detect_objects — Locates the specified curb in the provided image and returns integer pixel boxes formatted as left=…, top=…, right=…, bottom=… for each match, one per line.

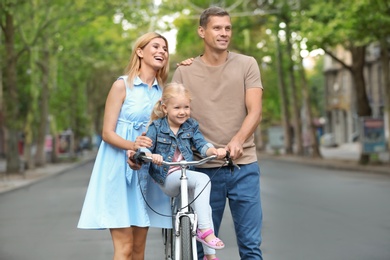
left=0, top=154, right=96, bottom=195
left=259, top=152, right=390, bottom=175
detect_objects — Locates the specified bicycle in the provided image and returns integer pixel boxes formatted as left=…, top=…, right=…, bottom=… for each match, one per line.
left=134, top=150, right=236, bottom=260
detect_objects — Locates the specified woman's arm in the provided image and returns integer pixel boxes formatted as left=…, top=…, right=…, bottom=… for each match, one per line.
left=101, top=79, right=143, bottom=150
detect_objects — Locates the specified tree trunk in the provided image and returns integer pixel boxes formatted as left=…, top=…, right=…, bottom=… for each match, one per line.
left=24, top=142, right=33, bottom=170
left=4, top=12, right=21, bottom=173
left=35, top=46, right=50, bottom=167
left=285, top=21, right=303, bottom=155
left=255, top=127, right=264, bottom=151
left=350, top=46, right=372, bottom=118
left=379, top=39, right=390, bottom=157
left=299, top=57, right=322, bottom=158
left=0, top=29, right=5, bottom=158
left=349, top=46, right=372, bottom=164
left=24, top=46, right=39, bottom=171
left=275, top=20, right=293, bottom=154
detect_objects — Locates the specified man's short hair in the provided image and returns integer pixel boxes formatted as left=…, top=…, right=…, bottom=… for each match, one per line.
left=199, top=6, right=230, bottom=27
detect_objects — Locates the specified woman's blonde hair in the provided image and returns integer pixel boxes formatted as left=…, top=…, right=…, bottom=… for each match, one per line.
left=124, top=32, right=169, bottom=87
left=150, top=83, right=192, bottom=121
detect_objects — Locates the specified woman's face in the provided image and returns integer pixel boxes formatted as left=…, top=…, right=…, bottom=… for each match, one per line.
left=137, top=38, right=168, bottom=71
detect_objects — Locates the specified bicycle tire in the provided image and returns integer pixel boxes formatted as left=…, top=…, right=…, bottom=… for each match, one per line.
left=180, top=216, right=193, bottom=260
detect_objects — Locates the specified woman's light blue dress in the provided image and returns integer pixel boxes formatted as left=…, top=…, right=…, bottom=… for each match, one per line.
left=78, top=76, right=171, bottom=229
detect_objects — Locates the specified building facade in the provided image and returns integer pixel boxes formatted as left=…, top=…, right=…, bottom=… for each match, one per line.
left=323, top=43, right=387, bottom=145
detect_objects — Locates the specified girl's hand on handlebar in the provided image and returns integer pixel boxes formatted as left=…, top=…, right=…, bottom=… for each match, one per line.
left=215, top=148, right=227, bottom=159
left=207, top=147, right=227, bottom=159
left=150, top=153, right=163, bottom=166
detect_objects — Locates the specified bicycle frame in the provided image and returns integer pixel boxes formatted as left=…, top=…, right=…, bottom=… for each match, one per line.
left=134, top=152, right=218, bottom=260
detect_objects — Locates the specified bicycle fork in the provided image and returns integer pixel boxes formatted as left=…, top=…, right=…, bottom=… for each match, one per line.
left=174, top=167, right=198, bottom=260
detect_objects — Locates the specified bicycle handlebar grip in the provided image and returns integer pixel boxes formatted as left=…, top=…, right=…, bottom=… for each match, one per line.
left=133, top=150, right=147, bottom=164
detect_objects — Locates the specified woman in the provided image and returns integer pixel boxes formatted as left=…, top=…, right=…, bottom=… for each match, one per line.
left=78, top=32, right=170, bottom=260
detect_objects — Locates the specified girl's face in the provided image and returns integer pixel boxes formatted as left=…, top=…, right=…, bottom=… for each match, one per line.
left=137, top=38, right=168, bottom=71
left=163, top=94, right=191, bottom=129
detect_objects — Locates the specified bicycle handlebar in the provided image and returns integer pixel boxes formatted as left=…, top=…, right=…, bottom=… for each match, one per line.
left=133, top=151, right=217, bottom=167
left=132, top=150, right=239, bottom=170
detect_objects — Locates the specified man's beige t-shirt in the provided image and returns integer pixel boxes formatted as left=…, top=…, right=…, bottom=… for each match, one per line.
left=172, top=52, right=263, bottom=167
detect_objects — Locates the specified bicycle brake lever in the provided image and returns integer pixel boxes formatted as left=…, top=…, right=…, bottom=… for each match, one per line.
left=225, top=151, right=240, bottom=172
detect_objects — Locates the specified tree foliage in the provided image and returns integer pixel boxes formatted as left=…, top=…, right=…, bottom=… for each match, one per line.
left=0, top=0, right=165, bottom=172
left=2, top=0, right=388, bottom=171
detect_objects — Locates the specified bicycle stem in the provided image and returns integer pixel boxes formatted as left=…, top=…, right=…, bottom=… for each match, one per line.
left=179, top=166, right=190, bottom=212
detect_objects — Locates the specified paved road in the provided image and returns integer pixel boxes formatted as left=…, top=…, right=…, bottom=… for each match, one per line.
left=0, top=159, right=389, bottom=260
left=260, top=159, right=390, bottom=260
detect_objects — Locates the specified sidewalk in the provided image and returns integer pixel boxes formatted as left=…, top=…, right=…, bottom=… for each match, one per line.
left=261, top=142, right=390, bottom=175
left=0, top=151, right=97, bottom=194
left=1, top=144, right=389, bottom=195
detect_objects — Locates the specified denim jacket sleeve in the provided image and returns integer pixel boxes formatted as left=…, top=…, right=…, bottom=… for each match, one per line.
left=189, top=119, right=214, bottom=157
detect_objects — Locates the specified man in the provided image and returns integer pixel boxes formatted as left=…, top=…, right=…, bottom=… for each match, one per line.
left=172, top=6, right=264, bottom=260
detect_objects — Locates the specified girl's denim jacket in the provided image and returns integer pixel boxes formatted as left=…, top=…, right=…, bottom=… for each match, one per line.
left=141, top=117, right=213, bottom=185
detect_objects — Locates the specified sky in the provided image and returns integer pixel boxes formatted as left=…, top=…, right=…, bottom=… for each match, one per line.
left=154, top=0, right=177, bottom=53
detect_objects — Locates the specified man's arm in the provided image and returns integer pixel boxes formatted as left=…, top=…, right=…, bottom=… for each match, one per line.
left=225, top=87, right=263, bottom=159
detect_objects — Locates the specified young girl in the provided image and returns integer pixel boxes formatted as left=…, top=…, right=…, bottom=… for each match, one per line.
left=141, top=83, right=225, bottom=259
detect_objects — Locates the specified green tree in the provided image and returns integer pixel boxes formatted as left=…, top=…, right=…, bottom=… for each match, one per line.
left=0, top=0, right=158, bottom=172
left=1, top=0, right=27, bottom=172
left=300, top=0, right=390, bottom=163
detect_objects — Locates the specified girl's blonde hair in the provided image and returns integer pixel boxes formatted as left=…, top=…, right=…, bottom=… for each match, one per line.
left=124, top=32, right=169, bottom=87
left=150, top=83, right=192, bottom=121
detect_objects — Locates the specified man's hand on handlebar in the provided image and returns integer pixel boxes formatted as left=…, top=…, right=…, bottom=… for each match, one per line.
left=225, top=139, right=243, bottom=160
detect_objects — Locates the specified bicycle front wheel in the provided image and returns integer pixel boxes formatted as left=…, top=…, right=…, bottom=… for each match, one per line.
left=180, top=216, right=193, bottom=260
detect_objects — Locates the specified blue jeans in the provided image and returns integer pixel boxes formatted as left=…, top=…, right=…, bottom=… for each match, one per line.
left=196, top=162, right=263, bottom=260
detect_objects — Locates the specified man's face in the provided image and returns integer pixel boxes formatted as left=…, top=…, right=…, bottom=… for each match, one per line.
left=199, top=15, right=232, bottom=52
